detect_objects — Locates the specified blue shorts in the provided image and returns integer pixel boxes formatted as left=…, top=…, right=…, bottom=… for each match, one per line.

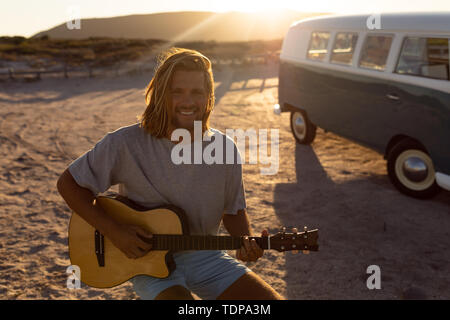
left=130, top=250, right=251, bottom=300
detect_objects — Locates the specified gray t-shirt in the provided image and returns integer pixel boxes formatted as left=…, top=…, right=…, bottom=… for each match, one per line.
left=68, top=123, right=246, bottom=236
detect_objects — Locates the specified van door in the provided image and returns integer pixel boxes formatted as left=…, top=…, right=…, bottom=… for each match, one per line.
left=326, top=33, right=395, bottom=150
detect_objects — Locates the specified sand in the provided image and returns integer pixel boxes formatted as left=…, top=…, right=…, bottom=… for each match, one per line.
left=0, top=62, right=449, bottom=299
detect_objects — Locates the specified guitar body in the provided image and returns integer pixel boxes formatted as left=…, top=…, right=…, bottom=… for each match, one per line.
left=68, top=196, right=187, bottom=288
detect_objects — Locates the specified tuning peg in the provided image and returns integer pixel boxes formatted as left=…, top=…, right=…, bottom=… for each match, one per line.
left=292, top=250, right=299, bottom=254
left=303, top=226, right=309, bottom=239
left=280, top=227, right=286, bottom=239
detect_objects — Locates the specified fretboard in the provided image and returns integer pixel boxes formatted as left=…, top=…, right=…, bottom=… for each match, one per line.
left=147, top=235, right=267, bottom=251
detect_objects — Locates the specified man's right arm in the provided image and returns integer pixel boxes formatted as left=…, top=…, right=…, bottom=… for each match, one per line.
left=56, top=169, right=152, bottom=259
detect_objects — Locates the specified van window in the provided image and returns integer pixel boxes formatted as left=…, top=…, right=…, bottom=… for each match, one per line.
left=331, top=32, right=358, bottom=65
left=395, top=37, right=449, bottom=80
left=359, top=35, right=393, bottom=71
left=307, top=32, right=330, bottom=61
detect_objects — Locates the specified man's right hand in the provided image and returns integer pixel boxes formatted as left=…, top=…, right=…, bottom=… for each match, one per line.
left=56, top=169, right=153, bottom=260
left=109, top=224, right=153, bottom=259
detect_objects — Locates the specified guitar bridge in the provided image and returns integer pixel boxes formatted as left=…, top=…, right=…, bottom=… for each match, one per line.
left=95, top=230, right=105, bottom=267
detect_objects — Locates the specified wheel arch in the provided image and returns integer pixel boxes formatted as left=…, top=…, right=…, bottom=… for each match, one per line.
left=384, top=135, right=429, bottom=159
left=283, top=102, right=302, bottom=113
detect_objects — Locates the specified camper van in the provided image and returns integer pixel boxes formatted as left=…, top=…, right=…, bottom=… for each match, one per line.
left=275, top=12, right=450, bottom=199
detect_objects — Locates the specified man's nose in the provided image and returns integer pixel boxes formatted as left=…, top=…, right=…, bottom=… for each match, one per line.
left=179, top=93, right=196, bottom=106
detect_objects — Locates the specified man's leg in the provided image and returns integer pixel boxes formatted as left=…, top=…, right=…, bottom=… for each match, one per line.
left=154, top=285, right=196, bottom=300
left=216, top=272, right=284, bottom=300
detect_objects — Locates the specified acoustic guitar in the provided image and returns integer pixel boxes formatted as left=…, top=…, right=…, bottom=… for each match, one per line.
left=68, top=195, right=319, bottom=288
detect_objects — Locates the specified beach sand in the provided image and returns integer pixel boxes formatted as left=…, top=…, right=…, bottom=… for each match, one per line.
left=0, top=63, right=449, bottom=299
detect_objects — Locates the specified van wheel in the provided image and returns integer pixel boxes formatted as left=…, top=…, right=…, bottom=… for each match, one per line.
left=290, top=110, right=316, bottom=145
left=387, top=139, right=440, bottom=199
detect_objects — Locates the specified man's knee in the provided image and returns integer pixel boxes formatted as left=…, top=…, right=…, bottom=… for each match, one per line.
left=155, top=285, right=195, bottom=300
left=217, top=272, right=284, bottom=300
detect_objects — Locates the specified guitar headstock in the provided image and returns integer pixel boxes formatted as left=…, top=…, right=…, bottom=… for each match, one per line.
left=269, top=227, right=319, bottom=253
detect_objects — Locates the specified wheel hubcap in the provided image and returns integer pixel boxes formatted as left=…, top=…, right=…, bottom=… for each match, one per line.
left=395, top=150, right=435, bottom=191
left=292, top=112, right=305, bottom=139
left=402, top=157, right=428, bottom=182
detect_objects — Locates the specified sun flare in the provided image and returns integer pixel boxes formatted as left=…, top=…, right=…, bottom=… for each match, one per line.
left=213, top=0, right=290, bottom=14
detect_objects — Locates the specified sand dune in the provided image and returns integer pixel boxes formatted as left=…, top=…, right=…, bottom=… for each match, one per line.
left=0, top=62, right=449, bottom=299
left=32, top=11, right=325, bottom=42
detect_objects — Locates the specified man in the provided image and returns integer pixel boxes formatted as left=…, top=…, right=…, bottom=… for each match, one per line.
left=57, top=48, right=283, bottom=300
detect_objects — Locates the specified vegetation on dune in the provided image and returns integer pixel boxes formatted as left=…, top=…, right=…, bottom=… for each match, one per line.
left=0, top=35, right=281, bottom=70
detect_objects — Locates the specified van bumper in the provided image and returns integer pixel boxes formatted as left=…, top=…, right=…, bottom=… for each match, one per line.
left=273, top=104, right=281, bottom=115
left=436, top=172, right=450, bottom=191
left=274, top=103, right=300, bottom=114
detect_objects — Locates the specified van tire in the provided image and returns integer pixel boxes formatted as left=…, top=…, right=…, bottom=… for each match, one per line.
left=290, top=110, right=316, bottom=145
left=387, top=139, right=441, bottom=199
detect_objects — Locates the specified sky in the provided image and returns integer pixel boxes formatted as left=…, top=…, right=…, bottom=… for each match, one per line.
left=1, top=0, right=450, bottom=37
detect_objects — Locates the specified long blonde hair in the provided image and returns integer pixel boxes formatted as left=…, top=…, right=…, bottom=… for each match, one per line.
left=138, top=47, right=215, bottom=138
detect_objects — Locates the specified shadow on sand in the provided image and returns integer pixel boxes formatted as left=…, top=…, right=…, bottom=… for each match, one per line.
left=0, top=63, right=279, bottom=106
left=273, top=142, right=450, bottom=299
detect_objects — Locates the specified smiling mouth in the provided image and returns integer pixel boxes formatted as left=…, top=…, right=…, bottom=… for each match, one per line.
left=177, top=108, right=197, bottom=116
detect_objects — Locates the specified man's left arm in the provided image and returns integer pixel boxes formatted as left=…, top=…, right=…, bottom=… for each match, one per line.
left=222, top=209, right=268, bottom=262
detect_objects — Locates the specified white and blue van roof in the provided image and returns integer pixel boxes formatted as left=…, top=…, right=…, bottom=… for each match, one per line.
left=290, top=12, right=450, bottom=33
left=280, top=12, right=450, bottom=94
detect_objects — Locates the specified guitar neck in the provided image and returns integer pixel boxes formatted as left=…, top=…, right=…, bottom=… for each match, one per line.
left=149, top=234, right=267, bottom=251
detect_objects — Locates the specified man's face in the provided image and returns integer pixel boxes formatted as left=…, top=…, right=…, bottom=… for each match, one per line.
left=169, top=70, right=208, bottom=133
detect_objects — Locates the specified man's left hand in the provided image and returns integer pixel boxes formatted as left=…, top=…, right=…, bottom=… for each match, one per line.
left=236, top=230, right=269, bottom=262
